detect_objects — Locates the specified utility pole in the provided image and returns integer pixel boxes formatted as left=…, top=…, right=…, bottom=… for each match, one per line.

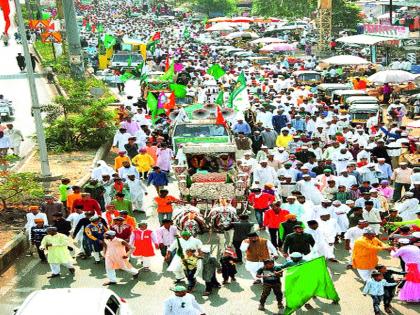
left=62, top=0, right=84, bottom=79
left=389, top=0, right=393, bottom=25
left=14, top=0, right=52, bottom=177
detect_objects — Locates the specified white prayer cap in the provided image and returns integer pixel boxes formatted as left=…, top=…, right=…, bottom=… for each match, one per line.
left=289, top=252, right=303, bottom=258
left=201, top=246, right=211, bottom=253
left=105, top=230, right=116, bottom=236
left=404, top=192, right=414, bottom=197
left=345, top=200, right=354, bottom=205
left=398, top=238, right=410, bottom=245
left=412, top=232, right=420, bottom=239
left=332, top=200, right=341, bottom=205
left=319, top=209, right=331, bottom=216
left=321, top=198, right=331, bottom=203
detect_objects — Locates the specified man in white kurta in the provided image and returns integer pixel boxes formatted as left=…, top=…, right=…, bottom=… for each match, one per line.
left=253, top=161, right=278, bottom=187
left=332, top=200, right=350, bottom=234
left=331, top=148, right=353, bottom=174
left=344, top=220, right=368, bottom=266
left=126, top=174, right=147, bottom=211
left=167, top=232, right=203, bottom=282
left=164, top=286, right=205, bottom=315
left=305, top=220, right=330, bottom=259
left=318, top=211, right=339, bottom=261
left=296, top=175, right=322, bottom=205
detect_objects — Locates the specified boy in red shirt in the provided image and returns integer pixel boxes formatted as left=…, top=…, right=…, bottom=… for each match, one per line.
left=248, top=187, right=275, bottom=229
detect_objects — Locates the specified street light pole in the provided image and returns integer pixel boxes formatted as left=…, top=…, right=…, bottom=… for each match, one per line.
left=62, top=0, right=85, bottom=79
left=14, top=0, right=51, bottom=177
left=389, top=0, right=393, bottom=26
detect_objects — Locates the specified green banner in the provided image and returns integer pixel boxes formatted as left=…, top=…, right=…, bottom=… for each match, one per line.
left=174, top=136, right=229, bottom=145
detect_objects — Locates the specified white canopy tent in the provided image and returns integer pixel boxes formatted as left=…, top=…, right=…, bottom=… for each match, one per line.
left=368, top=70, right=418, bottom=84
left=321, top=55, right=370, bottom=65
left=336, top=34, right=398, bottom=45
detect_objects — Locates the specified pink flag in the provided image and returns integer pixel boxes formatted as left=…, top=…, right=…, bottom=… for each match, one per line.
left=174, top=63, right=183, bottom=73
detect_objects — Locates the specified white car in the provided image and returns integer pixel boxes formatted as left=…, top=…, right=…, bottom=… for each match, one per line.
left=14, top=288, right=132, bottom=315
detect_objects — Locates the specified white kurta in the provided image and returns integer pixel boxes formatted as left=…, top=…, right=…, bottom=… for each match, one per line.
left=126, top=178, right=147, bottom=210
left=333, top=205, right=350, bottom=233
left=318, top=218, right=338, bottom=259
left=305, top=228, right=330, bottom=259
left=168, top=237, right=203, bottom=279
left=164, top=294, right=204, bottom=315
left=296, top=180, right=322, bottom=205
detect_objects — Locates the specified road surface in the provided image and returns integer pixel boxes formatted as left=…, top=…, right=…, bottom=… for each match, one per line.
left=0, top=4, right=56, bottom=157
left=0, top=180, right=418, bottom=315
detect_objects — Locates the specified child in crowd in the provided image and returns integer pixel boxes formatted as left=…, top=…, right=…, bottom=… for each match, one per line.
left=182, top=248, right=199, bottom=292
left=363, top=270, right=398, bottom=315
left=375, top=265, right=405, bottom=313
left=220, top=246, right=237, bottom=284
left=201, top=246, right=221, bottom=296
left=256, top=259, right=284, bottom=311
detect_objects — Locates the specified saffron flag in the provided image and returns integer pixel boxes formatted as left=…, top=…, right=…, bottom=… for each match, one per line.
left=0, top=0, right=10, bottom=34
left=165, top=55, right=170, bottom=72
left=169, top=83, right=187, bottom=98
left=164, top=92, right=176, bottom=110
left=151, top=32, right=161, bottom=41
left=207, top=64, right=225, bottom=80
left=215, top=106, right=226, bottom=126
left=284, top=257, right=340, bottom=315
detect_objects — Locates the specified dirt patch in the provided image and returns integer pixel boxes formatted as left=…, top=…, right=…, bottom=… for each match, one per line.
left=0, top=150, right=97, bottom=249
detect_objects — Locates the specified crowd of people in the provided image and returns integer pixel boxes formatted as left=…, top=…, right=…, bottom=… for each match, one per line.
left=14, top=1, right=420, bottom=314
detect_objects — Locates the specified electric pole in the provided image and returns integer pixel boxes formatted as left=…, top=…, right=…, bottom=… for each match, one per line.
left=62, top=0, right=85, bottom=79
left=14, top=0, right=52, bottom=177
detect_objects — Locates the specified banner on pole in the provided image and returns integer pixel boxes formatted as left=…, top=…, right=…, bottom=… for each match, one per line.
left=41, top=32, right=62, bottom=43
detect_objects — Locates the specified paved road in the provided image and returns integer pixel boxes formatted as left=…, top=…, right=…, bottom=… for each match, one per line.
left=0, top=5, right=56, bottom=157
left=0, top=179, right=418, bottom=315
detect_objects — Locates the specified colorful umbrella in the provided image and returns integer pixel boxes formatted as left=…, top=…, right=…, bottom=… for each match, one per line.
left=260, top=43, right=296, bottom=52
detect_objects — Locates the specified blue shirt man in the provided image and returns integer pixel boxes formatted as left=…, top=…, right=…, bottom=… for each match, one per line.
left=232, top=119, right=251, bottom=135
left=291, top=116, right=306, bottom=131
left=377, top=159, right=392, bottom=180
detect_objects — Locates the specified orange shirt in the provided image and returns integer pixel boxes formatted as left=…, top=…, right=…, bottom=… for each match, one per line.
left=352, top=236, right=387, bottom=269
left=146, top=146, right=157, bottom=164
left=155, top=195, right=177, bottom=213
left=66, top=192, right=81, bottom=212
left=124, top=215, right=137, bottom=230
left=114, top=155, right=130, bottom=171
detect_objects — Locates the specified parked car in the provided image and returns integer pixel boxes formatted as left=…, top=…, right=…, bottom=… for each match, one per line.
left=14, top=288, right=132, bottom=315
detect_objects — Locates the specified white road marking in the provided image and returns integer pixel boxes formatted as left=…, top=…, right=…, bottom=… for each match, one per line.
left=0, top=260, right=39, bottom=297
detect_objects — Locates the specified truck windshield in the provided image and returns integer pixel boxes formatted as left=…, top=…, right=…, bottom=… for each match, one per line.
left=174, top=124, right=228, bottom=137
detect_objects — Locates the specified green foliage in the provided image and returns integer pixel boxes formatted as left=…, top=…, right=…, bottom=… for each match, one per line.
left=193, top=0, right=238, bottom=16
left=35, top=40, right=117, bottom=152
left=332, top=0, right=362, bottom=32
left=45, top=99, right=116, bottom=152
left=0, top=172, right=44, bottom=209
left=252, top=0, right=317, bottom=18
left=252, top=0, right=362, bottom=31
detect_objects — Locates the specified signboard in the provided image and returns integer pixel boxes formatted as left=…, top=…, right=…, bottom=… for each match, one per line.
left=40, top=31, right=62, bottom=43
left=29, top=19, right=51, bottom=29
left=363, top=23, right=409, bottom=39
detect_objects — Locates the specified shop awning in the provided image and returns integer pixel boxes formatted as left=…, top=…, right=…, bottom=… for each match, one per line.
left=336, top=34, right=398, bottom=45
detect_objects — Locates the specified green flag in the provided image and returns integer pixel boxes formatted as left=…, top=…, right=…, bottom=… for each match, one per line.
left=284, top=257, right=339, bottom=315
left=215, top=91, right=224, bottom=106
left=147, top=40, right=157, bottom=54
left=85, top=22, right=91, bottom=32
left=183, top=27, right=190, bottom=39
left=207, top=64, right=225, bottom=80
left=103, top=34, right=116, bottom=49
left=202, top=17, right=208, bottom=26
left=127, top=55, right=132, bottom=67
left=41, top=12, right=51, bottom=20
left=119, top=72, right=134, bottom=83
left=159, top=62, right=175, bottom=82
left=147, top=92, right=158, bottom=114
left=97, top=23, right=104, bottom=33
left=227, top=71, right=247, bottom=109
left=170, top=83, right=187, bottom=98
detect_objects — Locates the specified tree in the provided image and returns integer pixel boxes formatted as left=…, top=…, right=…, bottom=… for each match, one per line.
left=252, top=0, right=361, bottom=31
left=194, top=0, right=238, bottom=16
left=252, top=0, right=317, bottom=18
left=0, top=157, right=44, bottom=210
left=332, top=0, right=362, bottom=32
